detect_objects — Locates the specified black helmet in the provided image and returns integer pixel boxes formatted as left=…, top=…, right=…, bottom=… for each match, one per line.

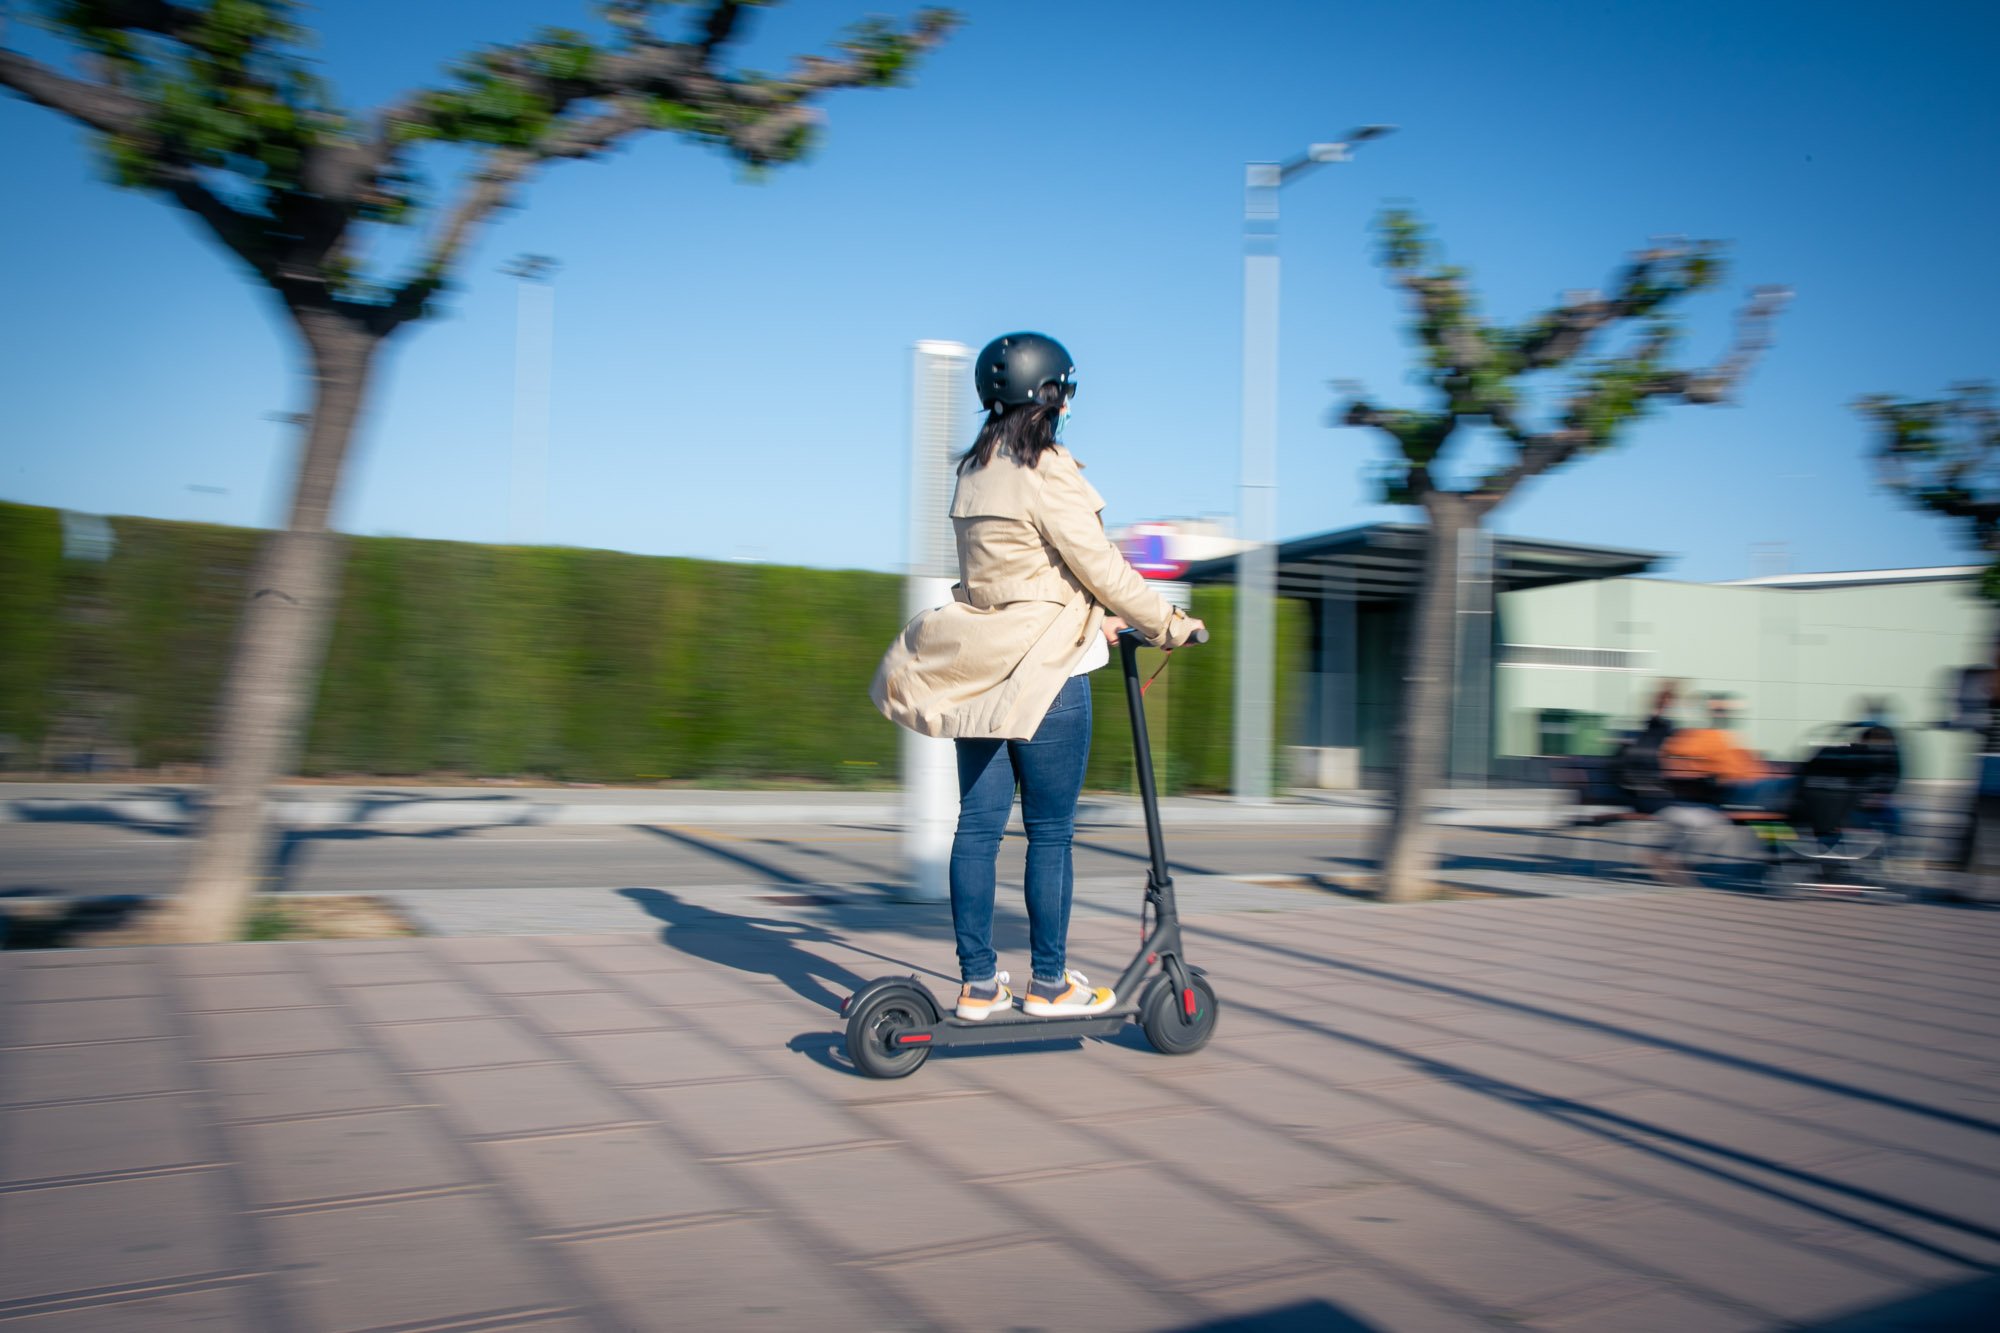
left=975, top=332, right=1076, bottom=411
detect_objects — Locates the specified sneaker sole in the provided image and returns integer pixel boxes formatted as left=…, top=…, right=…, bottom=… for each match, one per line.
left=955, top=993, right=1013, bottom=1022
left=1021, top=994, right=1116, bottom=1018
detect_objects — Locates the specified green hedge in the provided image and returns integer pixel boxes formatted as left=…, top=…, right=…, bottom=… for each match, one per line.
left=0, top=501, right=1305, bottom=792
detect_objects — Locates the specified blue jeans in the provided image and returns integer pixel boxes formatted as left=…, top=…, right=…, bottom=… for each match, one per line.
left=950, top=674, right=1092, bottom=985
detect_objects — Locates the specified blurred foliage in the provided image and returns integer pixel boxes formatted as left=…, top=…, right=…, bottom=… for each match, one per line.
left=1346, top=207, right=1780, bottom=509
left=1857, top=383, right=2000, bottom=601
left=0, top=503, right=1301, bottom=792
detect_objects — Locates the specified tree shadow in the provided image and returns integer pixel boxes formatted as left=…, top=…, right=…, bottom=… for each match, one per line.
left=1798, top=1272, right=2000, bottom=1330
left=1173, top=1301, right=1383, bottom=1332
left=618, top=886, right=898, bottom=1013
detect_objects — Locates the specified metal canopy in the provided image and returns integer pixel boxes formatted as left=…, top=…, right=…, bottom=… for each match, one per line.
left=1183, top=522, right=1662, bottom=604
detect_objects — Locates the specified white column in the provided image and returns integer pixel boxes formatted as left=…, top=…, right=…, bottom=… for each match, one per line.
left=901, top=342, right=971, bottom=901
left=1233, top=163, right=1281, bottom=802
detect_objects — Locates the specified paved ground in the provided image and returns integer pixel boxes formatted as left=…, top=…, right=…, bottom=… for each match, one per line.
left=4, top=890, right=1998, bottom=1331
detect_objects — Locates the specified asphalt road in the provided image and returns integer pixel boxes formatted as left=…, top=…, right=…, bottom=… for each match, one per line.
left=0, top=817, right=1730, bottom=901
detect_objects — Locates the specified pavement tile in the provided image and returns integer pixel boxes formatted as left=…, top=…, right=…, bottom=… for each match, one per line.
left=1362, top=1078, right=1608, bottom=1154
left=860, top=1089, right=1122, bottom=1179
left=636, top=1077, right=871, bottom=1157
left=190, top=1006, right=348, bottom=1059
left=0, top=1171, right=235, bottom=1304
left=339, top=979, right=496, bottom=1024
left=1815, top=1152, right=2000, bottom=1232
left=1338, top=1124, right=1632, bottom=1217
left=1788, top=1101, right=2000, bottom=1175
left=267, top=1192, right=564, bottom=1333
left=512, top=989, right=668, bottom=1034
left=733, top=1143, right=1001, bottom=1257
left=1584, top=1048, right=1843, bottom=1110
left=1162, top=1064, right=1417, bottom=1138
left=1, top=1094, right=204, bottom=1183
left=315, top=951, right=452, bottom=987
left=1542, top=1200, right=1907, bottom=1321
left=8, top=964, right=161, bottom=1003
left=959, top=1052, right=1197, bottom=1121
left=990, top=1162, right=1321, bottom=1287
left=235, top=1108, right=472, bottom=1206
left=420, top=1063, right=632, bottom=1138
left=459, top=959, right=600, bottom=995
left=1096, top=1107, right=1389, bottom=1202
left=605, top=968, right=752, bottom=1009
left=569, top=1217, right=889, bottom=1330
left=561, top=1028, right=754, bottom=1085
left=1523, top=1285, right=1763, bottom=1332
left=10, top=996, right=172, bottom=1046
left=169, top=942, right=296, bottom=976
left=0, top=1284, right=258, bottom=1331
left=372, top=1016, right=549, bottom=1072
left=545, top=941, right=698, bottom=973
left=873, top=1239, right=1195, bottom=1332
left=1284, top=1184, right=1629, bottom=1310
left=477, top=1126, right=742, bottom=1232
left=1420, top=1008, right=1654, bottom=1060
left=1413, top=1040, right=1645, bottom=1101
left=432, top=936, right=553, bottom=963
left=1195, top=1264, right=1495, bottom=1333
left=0, top=1038, right=186, bottom=1106
left=180, top=971, right=321, bottom=1012
left=1229, top=1029, right=1434, bottom=1090
left=1584, top=1088, right=1870, bottom=1167
left=207, top=1050, right=408, bottom=1120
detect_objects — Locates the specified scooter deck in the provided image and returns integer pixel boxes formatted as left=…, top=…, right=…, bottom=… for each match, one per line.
left=928, top=1003, right=1135, bottom=1046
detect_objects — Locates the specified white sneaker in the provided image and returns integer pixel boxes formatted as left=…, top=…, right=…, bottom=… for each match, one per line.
left=1021, top=970, right=1116, bottom=1017
left=955, top=971, right=1013, bottom=1021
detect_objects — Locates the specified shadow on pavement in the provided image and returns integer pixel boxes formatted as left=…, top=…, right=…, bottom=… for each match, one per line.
left=619, top=886, right=883, bottom=1013
left=1173, top=1301, right=1383, bottom=1332
left=1798, top=1272, right=2000, bottom=1330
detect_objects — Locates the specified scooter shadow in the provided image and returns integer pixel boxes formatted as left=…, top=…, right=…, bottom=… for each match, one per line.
left=787, top=1016, right=1131, bottom=1078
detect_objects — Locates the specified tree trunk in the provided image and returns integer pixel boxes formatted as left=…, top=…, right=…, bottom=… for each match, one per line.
left=1376, top=495, right=1471, bottom=903
left=167, top=310, right=380, bottom=942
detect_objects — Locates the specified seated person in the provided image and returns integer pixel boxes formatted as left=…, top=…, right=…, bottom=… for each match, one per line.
left=1662, top=693, right=1789, bottom=812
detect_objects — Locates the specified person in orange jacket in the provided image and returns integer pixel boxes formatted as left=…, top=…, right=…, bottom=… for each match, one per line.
left=1662, top=693, right=1790, bottom=811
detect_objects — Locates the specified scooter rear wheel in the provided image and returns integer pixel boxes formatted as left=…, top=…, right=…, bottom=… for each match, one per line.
left=1141, top=975, right=1218, bottom=1056
left=845, top=985, right=937, bottom=1079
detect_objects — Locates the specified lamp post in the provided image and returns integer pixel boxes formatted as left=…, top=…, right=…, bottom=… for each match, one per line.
left=1233, top=125, right=1394, bottom=803
left=503, top=254, right=559, bottom=545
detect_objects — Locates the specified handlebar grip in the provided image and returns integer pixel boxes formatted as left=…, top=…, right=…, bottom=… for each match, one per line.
left=1189, top=626, right=1209, bottom=646
left=1115, top=626, right=1209, bottom=646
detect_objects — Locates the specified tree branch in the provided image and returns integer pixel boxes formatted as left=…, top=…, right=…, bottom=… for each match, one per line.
left=0, top=46, right=146, bottom=137
left=1659, top=284, right=1791, bottom=404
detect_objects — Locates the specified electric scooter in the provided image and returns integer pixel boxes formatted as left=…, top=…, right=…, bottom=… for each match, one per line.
left=842, top=627, right=1217, bottom=1078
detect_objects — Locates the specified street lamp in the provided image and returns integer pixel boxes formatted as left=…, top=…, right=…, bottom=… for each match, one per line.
left=1233, top=125, right=1394, bottom=804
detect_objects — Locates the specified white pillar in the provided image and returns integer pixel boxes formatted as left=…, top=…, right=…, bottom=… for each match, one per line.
left=901, top=342, right=971, bottom=900
left=1233, top=163, right=1281, bottom=803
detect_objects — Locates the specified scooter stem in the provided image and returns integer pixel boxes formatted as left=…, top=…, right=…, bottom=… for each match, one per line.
left=1118, top=630, right=1173, bottom=894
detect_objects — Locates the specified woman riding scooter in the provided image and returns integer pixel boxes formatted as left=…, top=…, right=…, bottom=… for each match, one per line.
left=872, top=333, right=1203, bottom=1021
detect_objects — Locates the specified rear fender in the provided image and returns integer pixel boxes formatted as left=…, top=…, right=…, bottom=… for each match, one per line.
left=842, top=975, right=941, bottom=1024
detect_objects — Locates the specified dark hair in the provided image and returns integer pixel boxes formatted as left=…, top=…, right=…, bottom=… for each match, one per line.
left=957, top=382, right=1065, bottom=474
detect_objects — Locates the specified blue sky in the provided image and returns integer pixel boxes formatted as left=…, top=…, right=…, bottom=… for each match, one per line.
left=2, top=0, right=1996, bottom=581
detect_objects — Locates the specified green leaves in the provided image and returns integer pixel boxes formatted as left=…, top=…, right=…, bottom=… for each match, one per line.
left=1344, top=207, right=1776, bottom=509
left=1858, top=384, right=2000, bottom=597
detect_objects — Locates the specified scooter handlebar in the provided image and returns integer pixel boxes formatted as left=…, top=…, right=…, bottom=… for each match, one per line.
left=1115, top=626, right=1209, bottom=647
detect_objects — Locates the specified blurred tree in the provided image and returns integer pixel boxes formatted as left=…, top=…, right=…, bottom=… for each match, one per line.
left=1337, top=209, right=1786, bottom=902
left=1856, top=383, right=2000, bottom=601
left=0, top=0, right=956, bottom=941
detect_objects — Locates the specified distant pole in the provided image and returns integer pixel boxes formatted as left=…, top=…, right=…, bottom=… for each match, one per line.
left=504, top=255, right=558, bottom=544
left=1233, top=127, right=1394, bottom=804
left=902, top=341, right=972, bottom=901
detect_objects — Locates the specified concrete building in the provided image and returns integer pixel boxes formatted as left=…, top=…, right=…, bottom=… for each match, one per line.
left=1187, top=525, right=1995, bottom=786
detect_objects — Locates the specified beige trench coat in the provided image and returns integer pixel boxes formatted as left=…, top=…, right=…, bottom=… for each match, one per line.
left=871, top=444, right=1196, bottom=740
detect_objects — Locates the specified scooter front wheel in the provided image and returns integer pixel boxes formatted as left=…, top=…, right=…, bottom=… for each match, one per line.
left=845, top=984, right=938, bottom=1079
left=1141, top=975, right=1219, bottom=1056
